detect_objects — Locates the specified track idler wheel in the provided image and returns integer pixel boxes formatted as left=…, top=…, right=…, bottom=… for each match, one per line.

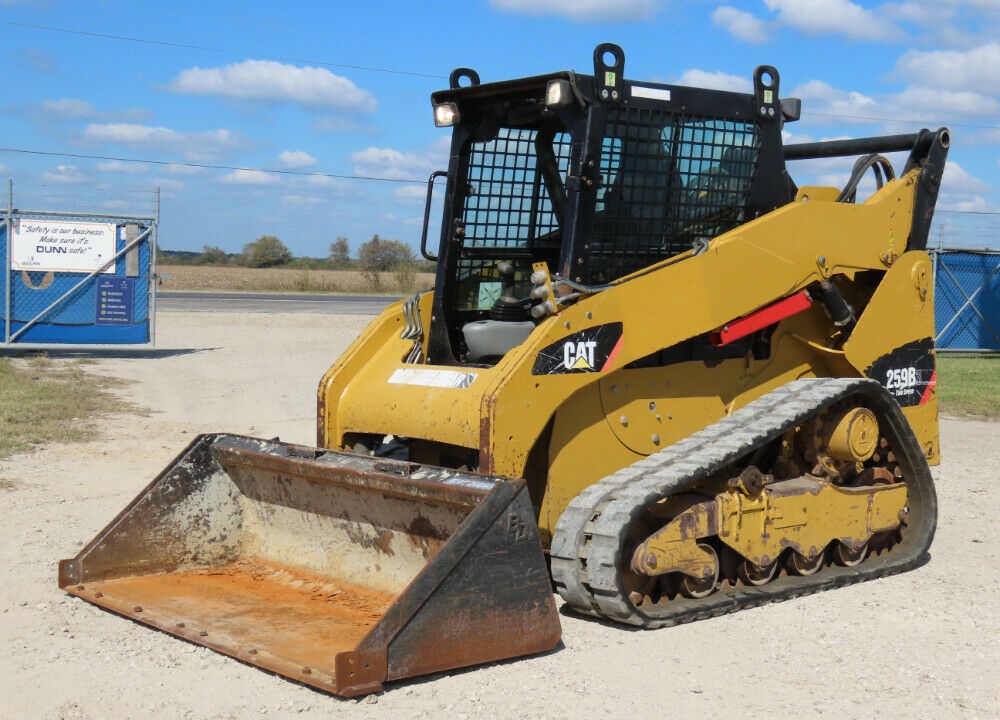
left=678, top=544, right=719, bottom=599
left=787, top=550, right=825, bottom=576
left=833, top=541, right=868, bottom=567
left=737, top=557, right=779, bottom=586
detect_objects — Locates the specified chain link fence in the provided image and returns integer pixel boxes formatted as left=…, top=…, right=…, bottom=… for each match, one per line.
left=2, top=180, right=159, bottom=350
left=931, top=248, right=1000, bottom=352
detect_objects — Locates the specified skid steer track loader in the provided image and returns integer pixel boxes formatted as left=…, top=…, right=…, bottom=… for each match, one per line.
left=61, top=44, right=948, bottom=697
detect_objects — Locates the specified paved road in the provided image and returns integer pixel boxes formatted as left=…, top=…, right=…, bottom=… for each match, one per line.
left=156, top=291, right=401, bottom=315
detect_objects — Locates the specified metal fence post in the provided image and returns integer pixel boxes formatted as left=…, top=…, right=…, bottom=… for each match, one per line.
left=4, top=178, right=11, bottom=344
left=149, top=186, right=160, bottom=347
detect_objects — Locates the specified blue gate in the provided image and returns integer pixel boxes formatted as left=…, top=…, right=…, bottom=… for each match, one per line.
left=932, top=249, right=1000, bottom=352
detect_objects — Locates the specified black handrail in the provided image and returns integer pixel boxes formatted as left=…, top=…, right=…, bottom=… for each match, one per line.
left=784, top=132, right=926, bottom=160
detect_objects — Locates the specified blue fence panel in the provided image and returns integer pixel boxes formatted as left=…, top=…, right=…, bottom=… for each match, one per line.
left=2, top=220, right=153, bottom=345
left=933, top=250, right=1000, bottom=351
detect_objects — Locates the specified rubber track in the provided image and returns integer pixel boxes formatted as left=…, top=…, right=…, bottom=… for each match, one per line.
left=550, top=377, right=938, bottom=628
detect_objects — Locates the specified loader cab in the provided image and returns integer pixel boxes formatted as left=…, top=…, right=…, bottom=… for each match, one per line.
left=424, top=44, right=797, bottom=365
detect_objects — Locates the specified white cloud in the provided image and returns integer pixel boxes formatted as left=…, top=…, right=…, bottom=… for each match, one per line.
left=490, top=0, right=658, bottom=21
left=282, top=194, right=327, bottom=208
left=719, top=0, right=999, bottom=49
left=712, top=7, right=770, bottom=43
left=115, top=107, right=154, bottom=123
left=277, top=150, right=318, bottom=169
left=40, top=98, right=97, bottom=119
left=151, top=178, right=186, bottom=192
left=781, top=129, right=816, bottom=146
left=888, top=85, right=997, bottom=122
left=351, top=147, right=425, bottom=180
left=218, top=169, right=279, bottom=186
left=937, top=194, right=996, bottom=214
left=351, top=137, right=449, bottom=181
left=32, top=98, right=152, bottom=124
left=311, top=117, right=375, bottom=134
left=164, top=164, right=208, bottom=177
left=789, top=80, right=879, bottom=124
left=675, top=69, right=752, bottom=94
left=394, top=185, right=430, bottom=202
left=785, top=51, right=997, bottom=139
left=882, top=1, right=945, bottom=26
left=95, top=160, right=149, bottom=174
left=286, top=174, right=355, bottom=202
left=304, top=174, right=341, bottom=189
left=763, top=0, right=899, bottom=40
left=351, top=147, right=421, bottom=168
left=16, top=48, right=55, bottom=73
left=942, top=161, right=993, bottom=196
left=966, top=127, right=1000, bottom=146
left=41, top=165, right=88, bottom=184
left=894, top=43, right=1000, bottom=96
left=918, top=0, right=1000, bottom=17
left=81, top=123, right=248, bottom=161
left=167, top=60, right=377, bottom=112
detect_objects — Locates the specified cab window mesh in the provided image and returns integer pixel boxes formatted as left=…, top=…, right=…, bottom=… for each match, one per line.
left=461, top=128, right=571, bottom=249
left=453, top=127, right=571, bottom=311
left=586, top=108, right=760, bottom=282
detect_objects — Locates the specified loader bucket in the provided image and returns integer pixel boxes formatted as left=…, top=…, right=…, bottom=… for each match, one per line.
left=59, top=434, right=561, bottom=697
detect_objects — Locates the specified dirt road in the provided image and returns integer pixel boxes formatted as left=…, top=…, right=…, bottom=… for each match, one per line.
left=1, top=311, right=997, bottom=719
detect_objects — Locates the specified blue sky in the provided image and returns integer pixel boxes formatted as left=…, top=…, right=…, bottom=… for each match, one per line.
left=1, top=0, right=998, bottom=256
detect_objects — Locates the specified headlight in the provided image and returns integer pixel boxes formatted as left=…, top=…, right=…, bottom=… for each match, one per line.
left=433, top=102, right=460, bottom=127
left=545, top=79, right=573, bottom=108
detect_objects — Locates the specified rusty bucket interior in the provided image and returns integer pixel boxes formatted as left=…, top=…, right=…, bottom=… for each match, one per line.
left=59, top=434, right=561, bottom=697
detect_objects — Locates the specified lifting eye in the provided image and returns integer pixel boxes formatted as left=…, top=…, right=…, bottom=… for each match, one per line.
left=449, top=67, right=480, bottom=89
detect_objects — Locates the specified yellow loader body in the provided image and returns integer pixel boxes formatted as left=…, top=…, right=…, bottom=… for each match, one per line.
left=61, top=44, right=947, bottom=696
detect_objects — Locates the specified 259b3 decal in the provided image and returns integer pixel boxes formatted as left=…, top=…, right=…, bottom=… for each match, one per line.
left=864, top=338, right=936, bottom=407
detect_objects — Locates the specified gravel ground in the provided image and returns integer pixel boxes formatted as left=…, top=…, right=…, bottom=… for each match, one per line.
left=1, top=310, right=997, bottom=719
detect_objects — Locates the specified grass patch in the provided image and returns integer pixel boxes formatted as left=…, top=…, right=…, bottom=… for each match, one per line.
left=0, top=355, right=144, bottom=460
left=937, top=355, right=1000, bottom=419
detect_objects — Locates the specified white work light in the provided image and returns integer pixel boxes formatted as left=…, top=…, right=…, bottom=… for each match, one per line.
left=545, top=79, right=573, bottom=108
left=433, top=102, right=460, bottom=127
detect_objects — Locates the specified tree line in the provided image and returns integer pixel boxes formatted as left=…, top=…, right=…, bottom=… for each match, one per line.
left=158, top=234, right=434, bottom=274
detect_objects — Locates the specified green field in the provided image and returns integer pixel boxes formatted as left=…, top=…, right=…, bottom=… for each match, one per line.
left=937, top=354, right=1000, bottom=419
